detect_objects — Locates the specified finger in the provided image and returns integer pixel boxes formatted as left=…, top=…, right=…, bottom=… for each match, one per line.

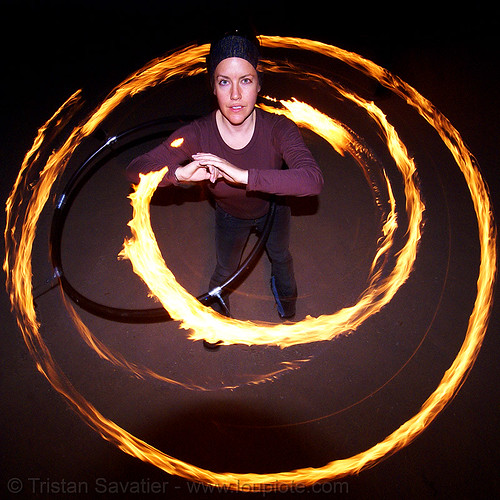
left=212, top=168, right=219, bottom=183
left=206, top=166, right=214, bottom=183
left=192, top=153, right=215, bottom=161
left=193, top=153, right=223, bottom=165
left=193, top=152, right=218, bottom=158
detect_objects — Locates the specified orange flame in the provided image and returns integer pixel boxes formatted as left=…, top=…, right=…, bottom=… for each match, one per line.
left=120, top=95, right=415, bottom=348
left=170, top=137, right=184, bottom=148
left=4, top=37, right=496, bottom=491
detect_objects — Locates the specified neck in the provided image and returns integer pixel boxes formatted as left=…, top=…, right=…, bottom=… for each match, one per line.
left=216, top=109, right=257, bottom=149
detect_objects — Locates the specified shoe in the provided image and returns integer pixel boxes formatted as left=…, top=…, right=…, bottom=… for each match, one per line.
left=203, top=339, right=223, bottom=350
left=270, top=276, right=296, bottom=319
left=202, top=297, right=230, bottom=350
left=209, top=295, right=231, bottom=318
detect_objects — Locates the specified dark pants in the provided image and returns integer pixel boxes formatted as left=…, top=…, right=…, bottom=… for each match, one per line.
left=209, top=202, right=297, bottom=314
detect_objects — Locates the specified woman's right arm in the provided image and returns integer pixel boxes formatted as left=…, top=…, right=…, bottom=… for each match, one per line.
left=126, top=128, right=221, bottom=186
left=126, top=133, right=189, bottom=187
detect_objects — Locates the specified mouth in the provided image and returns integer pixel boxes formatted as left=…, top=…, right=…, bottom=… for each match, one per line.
left=229, top=105, right=244, bottom=112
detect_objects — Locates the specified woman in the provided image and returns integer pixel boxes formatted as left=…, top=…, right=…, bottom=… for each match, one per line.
left=126, top=32, right=323, bottom=320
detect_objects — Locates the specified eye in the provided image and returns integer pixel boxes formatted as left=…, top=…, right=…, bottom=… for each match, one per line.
left=218, top=79, right=229, bottom=86
left=241, top=77, right=252, bottom=84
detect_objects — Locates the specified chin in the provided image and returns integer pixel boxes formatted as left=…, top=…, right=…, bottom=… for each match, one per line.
left=223, top=108, right=254, bottom=126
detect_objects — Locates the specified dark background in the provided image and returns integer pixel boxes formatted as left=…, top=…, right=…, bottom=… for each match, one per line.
left=1, top=1, right=499, bottom=498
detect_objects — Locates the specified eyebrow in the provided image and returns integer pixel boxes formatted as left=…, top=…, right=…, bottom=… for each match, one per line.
left=216, top=73, right=254, bottom=79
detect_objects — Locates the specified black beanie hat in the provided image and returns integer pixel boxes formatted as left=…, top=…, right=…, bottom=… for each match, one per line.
left=207, top=34, right=260, bottom=82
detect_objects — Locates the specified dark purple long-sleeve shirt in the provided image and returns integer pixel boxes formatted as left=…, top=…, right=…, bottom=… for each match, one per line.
left=126, top=108, right=323, bottom=219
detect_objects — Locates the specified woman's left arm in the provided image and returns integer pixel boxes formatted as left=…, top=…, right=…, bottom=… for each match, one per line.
left=247, top=119, right=324, bottom=196
left=192, top=118, right=324, bottom=196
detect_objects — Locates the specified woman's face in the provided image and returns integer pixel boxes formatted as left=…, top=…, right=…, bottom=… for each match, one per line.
left=213, top=57, right=261, bottom=126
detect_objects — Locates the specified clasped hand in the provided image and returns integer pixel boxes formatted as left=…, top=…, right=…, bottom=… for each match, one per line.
left=175, top=153, right=248, bottom=185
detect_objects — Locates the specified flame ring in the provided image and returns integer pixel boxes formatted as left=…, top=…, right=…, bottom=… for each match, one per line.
left=122, top=50, right=422, bottom=348
left=5, top=37, right=496, bottom=489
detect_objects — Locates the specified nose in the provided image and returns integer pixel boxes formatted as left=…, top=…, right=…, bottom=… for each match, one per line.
left=230, top=83, right=241, bottom=100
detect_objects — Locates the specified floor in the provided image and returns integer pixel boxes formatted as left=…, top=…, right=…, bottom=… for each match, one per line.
left=1, top=3, right=499, bottom=498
